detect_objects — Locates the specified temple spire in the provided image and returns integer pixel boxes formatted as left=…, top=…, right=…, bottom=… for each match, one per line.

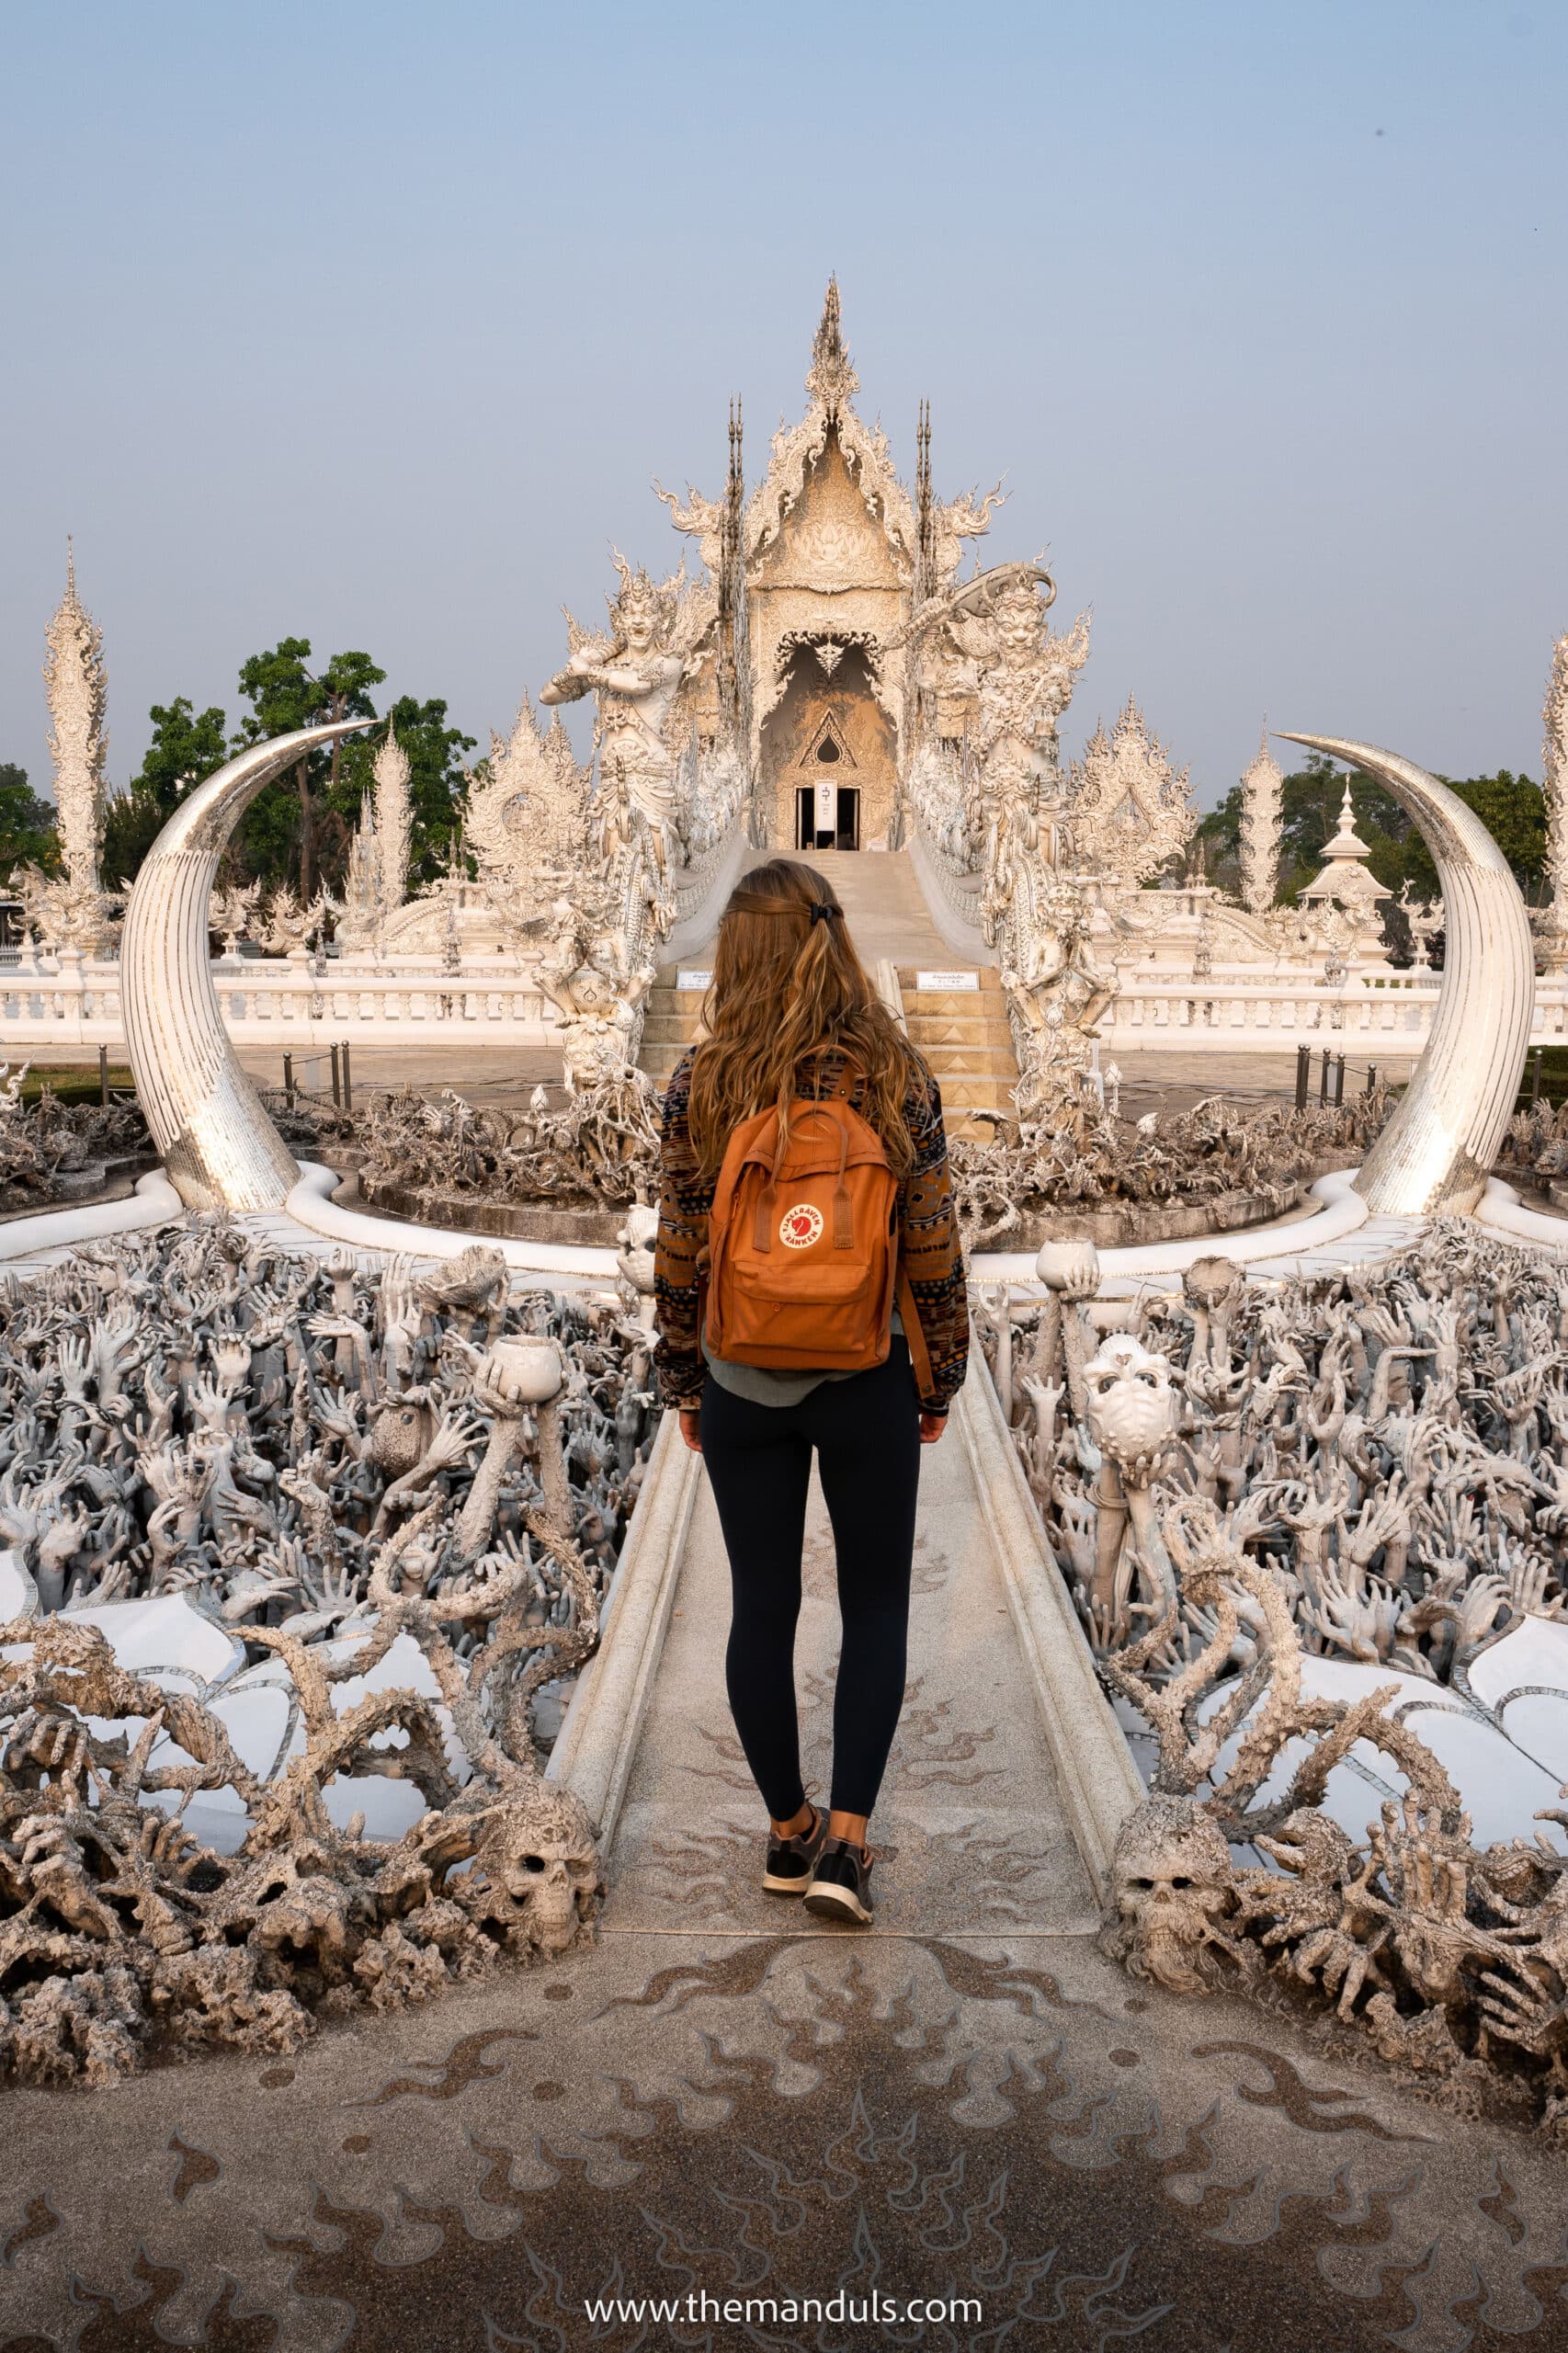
left=43, top=544, right=108, bottom=897
left=16, top=546, right=119, bottom=949
left=805, top=274, right=858, bottom=416
left=915, top=397, right=935, bottom=597
left=718, top=394, right=748, bottom=752
left=371, top=709, right=413, bottom=914
left=1238, top=723, right=1284, bottom=914
left=1537, top=633, right=1568, bottom=969
left=816, top=275, right=842, bottom=363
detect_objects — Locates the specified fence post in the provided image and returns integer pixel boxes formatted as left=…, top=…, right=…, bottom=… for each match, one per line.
left=1332, top=1053, right=1346, bottom=1107
left=330, top=1043, right=342, bottom=1108
left=1318, top=1050, right=1330, bottom=1106
left=342, top=1041, right=353, bottom=1111
left=97, top=1042, right=108, bottom=1106
left=283, top=1052, right=294, bottom=1109
left=1532, top=1047, right=1544, bottom=1106
left=1295, top=1042, right=1310, bottom=1109
left=1365, top=1063, right=1378, bottom=1097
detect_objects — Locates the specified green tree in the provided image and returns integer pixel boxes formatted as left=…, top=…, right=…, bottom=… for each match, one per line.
left=312, top=650, right=389, bottom=885
left=0, top=764, right=59, bottom=881
left=100, top=698, right=228, bottom=886
left=1194, top=786, right=1244, bottom=897
left=233, top=638, right=324, bottom=895
left=1400, top=770, right=1545, bottom=899
left=330, top=695, right=477, bottom=886
left=233, top=641, right=385, bottom=895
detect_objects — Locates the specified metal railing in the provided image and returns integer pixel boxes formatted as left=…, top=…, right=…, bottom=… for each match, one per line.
left=278, top=1044, right=354, bottom=1111
left=1293, top=1044, right=1386, bottom=1109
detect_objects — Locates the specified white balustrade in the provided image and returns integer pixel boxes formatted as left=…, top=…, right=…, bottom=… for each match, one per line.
left=0, top=949, right=558, bottom=1051
left=4, top=926, right=1565, bottom=1068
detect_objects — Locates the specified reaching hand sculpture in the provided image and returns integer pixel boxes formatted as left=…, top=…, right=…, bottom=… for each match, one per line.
left=983, top=1219, right=1568, bottom=2125
left=121, top=719, right=374, bottom=1211
left=0, top=1220, right=664, bottom=2083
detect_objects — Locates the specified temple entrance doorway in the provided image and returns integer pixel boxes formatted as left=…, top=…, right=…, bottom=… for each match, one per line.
left=761, top=640, right=895, bottom=850
left=795, top=782, right=860, bottom=851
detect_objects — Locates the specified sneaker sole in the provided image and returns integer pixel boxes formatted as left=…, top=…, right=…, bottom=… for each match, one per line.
left=802, top=1881, right=872, bottom=1927
left=762, top=1871, right=815, bottom=1895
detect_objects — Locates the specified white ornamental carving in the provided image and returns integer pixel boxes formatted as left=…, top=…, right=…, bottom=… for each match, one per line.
left=463, top=697, right=592, bottom=927
left=1067, top=699, right=1198, bottom=889
left=337, top=715, right=418, bottom=949
left=1535, top=633, right=1568, bottom=972
left=18, top=549, right=121, bottom=951
left=1238, top=728, right=1284, bottom=914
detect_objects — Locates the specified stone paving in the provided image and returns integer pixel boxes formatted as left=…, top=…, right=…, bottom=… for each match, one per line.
left=6, top=1424, right=1568, bottom=2351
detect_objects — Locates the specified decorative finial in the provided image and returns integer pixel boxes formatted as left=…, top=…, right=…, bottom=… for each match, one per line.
left=806, top=275, right=858, bottom=415
left=65, top=535, right=75, bottom=601
left=817, top=274, right=841, bottom=357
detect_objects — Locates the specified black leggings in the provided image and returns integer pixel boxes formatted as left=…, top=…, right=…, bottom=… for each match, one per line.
left=699, top=1338, right=923, bottom=1821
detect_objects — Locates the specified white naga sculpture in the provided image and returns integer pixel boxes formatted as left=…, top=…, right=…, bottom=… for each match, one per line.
left=537, top=874, right=661, bottom=1096
left=540, top=555, right=716, bottom=874
left=17, top=551, right=121, bottom=952
left=983, top=848, right=1119, bottom=1121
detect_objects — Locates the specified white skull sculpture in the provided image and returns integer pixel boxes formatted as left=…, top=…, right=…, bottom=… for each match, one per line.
left=1102, top=1795, right=1245, bottom=1996
left=1083, top=1332, right=1179, bottom=1482
left=457, top=1780, right=603, bottom=1959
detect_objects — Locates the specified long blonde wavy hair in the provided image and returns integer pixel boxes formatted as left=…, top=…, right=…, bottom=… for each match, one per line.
left=687, top=858, right=926, bottom=1179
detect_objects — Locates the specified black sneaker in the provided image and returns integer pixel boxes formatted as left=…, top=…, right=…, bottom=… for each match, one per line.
left=763, top=1803, right=827, bottom=1896
left=803, top=1836, right=876, bottom=1926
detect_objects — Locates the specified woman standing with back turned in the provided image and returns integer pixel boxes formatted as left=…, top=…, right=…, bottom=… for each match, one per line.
left=653, top=858, right=969, bottom=1925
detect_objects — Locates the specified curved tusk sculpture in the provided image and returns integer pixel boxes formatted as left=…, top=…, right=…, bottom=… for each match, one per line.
left=121, top=719, right=376, bottom=1211
left=1278, top=733, right=1535, bottom=1218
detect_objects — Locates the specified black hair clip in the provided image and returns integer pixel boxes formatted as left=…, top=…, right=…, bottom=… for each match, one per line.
left=809, top=902, right=840, bottom=926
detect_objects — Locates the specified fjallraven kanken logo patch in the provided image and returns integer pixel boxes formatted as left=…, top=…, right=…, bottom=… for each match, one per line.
left=779, top=1202, right=824, bottom=1249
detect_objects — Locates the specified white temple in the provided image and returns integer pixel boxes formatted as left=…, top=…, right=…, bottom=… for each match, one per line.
left=14, top=284, right=1568, bottom=1099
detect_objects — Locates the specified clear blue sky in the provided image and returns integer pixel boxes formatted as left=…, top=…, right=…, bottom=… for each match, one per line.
left=2, top=0, right=1563, bottom=810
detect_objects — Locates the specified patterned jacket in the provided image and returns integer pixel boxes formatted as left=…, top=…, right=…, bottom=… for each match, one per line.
left=653, top=1045, right=970, bottom=1415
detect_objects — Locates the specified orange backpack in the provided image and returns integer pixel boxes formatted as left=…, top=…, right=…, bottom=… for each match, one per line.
left=703, top=1070, right=900, bottom=1373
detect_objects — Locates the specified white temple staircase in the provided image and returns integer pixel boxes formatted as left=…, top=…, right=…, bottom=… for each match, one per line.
left=638, top=848, right=1019, bottom=1131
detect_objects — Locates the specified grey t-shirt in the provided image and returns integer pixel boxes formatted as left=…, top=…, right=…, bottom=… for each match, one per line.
left=704, top=1310, right=904, bottom=1408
